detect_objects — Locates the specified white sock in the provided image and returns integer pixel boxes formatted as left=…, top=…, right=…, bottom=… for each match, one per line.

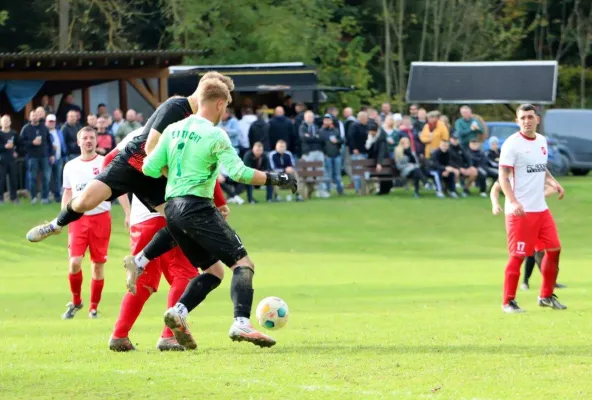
left=234, top=317, right=250, bottom=326
left=49, top=218, right=59, bottom=229
left=173, top=303, right=188, bottom=318
left=134, top=251, right=150, bottom=269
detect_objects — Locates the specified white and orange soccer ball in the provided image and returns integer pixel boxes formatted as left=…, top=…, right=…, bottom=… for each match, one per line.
left=255, top=297, right=289, bottom=330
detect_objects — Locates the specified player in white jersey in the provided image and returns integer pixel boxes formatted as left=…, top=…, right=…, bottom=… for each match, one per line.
left=497, top=104, right=566, bottom=313
left=109, top=195, right=199, bottom=352
left=61, top=127, right=113, bottom=320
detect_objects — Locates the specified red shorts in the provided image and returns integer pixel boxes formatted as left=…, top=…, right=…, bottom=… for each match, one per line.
left=68, top=211, right=112, bottom=263
left=505, top=209, right=561, bottom=256
left=130, top=217, right=198, bottom=292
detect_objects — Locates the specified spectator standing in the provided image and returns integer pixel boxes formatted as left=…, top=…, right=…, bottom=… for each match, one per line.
left=135, top=113, right=144, bottom=126
left=248, top=109, right=271, bottom=151
left=269, top=106, right=298, bottom=155
left=342, top=107, right=357, bottom=135
left=96, top=116, right=115, bottom=156
left=243, top=142, right=273, bottom=203
left=0, top=115, right=18, bottom=204
left=399, top=116, right=424, bottom=161
left=300, top=110, right=327, bottom=198
left=97, top=103, right=108, bottom=116
left=283, top=95, right=297, bottom=118
left=293, top=103, right=306, bottom=134
left=485, top=136, right=501, bottom=180
left=380, top=103, right=392, bottom=121
left=454, top=105, right=484, bottom=148
left=381, top=114, right=399, bottom=156
left=57, top=94, right=82, bottom=123
left=409, top=104, right=419, bottom=124
left=115, top=109, right=141, bottom=143
left=218, top=107, right=241, bottom=154
left=46, top=114, right=67, bottom=202
left=61, top=111, right=83, bottom=160
left=40, top=95, right=54, bottom=115
left=347, top=111, right=369, bottom=194
left=238, top=107, right=257, bottom=156
left=87, top=114, right=97, bottom=129
left=420, top=111, right=450, bottom=159
left=111, top=109, right=124, bottom=138
left=413, top=108, right=428, bottom=132
left=21, top=110, right=54, bottom=204
left=319, top=114, right=344, bottom=196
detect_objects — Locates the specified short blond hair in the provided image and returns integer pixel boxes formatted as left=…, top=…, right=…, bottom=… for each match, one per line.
left=77, top=126, right=97, bottom=140
left=200, top=71, right=235, bottom=92
left=197, top=78, right=232, bottom=104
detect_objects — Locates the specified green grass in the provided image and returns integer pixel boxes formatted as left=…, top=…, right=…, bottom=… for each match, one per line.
left=1, top=178, right=592, bottom=400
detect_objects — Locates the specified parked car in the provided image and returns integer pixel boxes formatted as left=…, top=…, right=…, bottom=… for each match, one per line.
left=542, top=109, right=592, bottom=176
left=483, top=121, right=570, bottom=176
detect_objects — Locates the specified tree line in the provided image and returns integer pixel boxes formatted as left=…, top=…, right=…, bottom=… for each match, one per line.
left=1, top=0, right=590, bottom=118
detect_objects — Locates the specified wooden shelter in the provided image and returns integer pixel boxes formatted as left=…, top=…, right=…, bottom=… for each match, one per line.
left=0, top=50, right=199, bottom=126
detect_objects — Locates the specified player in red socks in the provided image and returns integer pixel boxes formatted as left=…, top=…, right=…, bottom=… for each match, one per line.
left=109, top=194, right=229, bottom=351
left=497, top=104, right=567, bottom=313
left=61, top=127, right=127, bottom=319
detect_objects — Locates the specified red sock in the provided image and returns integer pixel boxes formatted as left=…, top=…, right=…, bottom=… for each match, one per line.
left=503, top=256, right=524, bottom=304
left=112, top=285, right=152, bottom=339
left=540, top=250, right=560, bottom=298
left=90, top=279, right=105, bottom=311
left=161, top=278, right=190, bottom=338
left=68, top=271, right=83, bottom=305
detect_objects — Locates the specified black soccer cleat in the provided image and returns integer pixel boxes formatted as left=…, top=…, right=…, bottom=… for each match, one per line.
left=501, top=300, right=525, bottom=313
left=538, top=294, right=567, bottom=310
left=62, top=302, right=84, bottom=319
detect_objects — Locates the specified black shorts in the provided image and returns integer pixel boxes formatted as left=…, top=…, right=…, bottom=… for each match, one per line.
left=95, top=154, right=167, bottom=212
left=164, top=195, right=248, bottom=269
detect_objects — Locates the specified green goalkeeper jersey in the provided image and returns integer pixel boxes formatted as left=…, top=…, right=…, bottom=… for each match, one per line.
left=142, top=115, right=255, bottom=200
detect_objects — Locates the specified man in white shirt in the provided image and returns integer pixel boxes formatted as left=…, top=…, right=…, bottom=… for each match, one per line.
left=109, top=195, right=199, bottom=352
left=61, top=127, right=112, bottom=320
left=498, top=104, right=566, bottom=313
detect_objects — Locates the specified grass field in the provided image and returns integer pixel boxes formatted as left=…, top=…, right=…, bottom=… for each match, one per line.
left=1, top=178, right=592, bottom=400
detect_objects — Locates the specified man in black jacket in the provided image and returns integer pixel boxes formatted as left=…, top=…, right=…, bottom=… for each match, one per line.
left=61, top=110, right=82, bottom=160
left=243, top=142, right=273, bottom=203
left=429, top=141, right=458, bottom=198
left=0, top=114, right=18, bottom=204
left=269, top=106, right=298, bottom=156
left=319, top=114, right=343, bottom=195
left=21, top=110, right=55, bottom=204
left=466, top=139, right=489, bottom=197
left=449, top=134, right=477, bottom=197
left=347, top=111, right=369, bottom=194
left=248, top=109, right=271, bottom=152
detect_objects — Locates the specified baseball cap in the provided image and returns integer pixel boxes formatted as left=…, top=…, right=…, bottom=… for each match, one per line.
left=323, top=113, right=333, bottom=119
left=46, top=114, right=56, bottom=122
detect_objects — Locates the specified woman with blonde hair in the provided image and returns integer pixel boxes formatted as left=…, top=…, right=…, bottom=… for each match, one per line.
left=394, top=136, right=427, bottom=198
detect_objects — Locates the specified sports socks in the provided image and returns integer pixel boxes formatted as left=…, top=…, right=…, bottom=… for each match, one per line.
left=540, top=250, right=560, bottom=298
left=523, top=256, right=536, bottom=284
left=90, top=279, right=104, bottom=311
left=503, top=256, right=524, bottom=304
left=112, top=285, right=152, bottom=339
left=69, top=270, right=83, bottom=305
left=176, top=273, right=222, bottom=313
left=53, top=200, right=84, bottom=228
left=161, top=278, right=190, bottom=338
left=230, top=266, right=254, bottom=319
left=135, top=227, right=177, bottom=269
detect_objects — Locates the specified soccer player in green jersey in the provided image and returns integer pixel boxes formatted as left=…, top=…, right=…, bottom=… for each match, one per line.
left=142, top=77, right=297, bottom=348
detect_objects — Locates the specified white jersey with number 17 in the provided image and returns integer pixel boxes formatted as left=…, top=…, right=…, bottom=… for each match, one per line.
left=498, top=132, right=548, bottom=214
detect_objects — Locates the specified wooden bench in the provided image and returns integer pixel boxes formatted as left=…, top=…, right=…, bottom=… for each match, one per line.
left=351, top=158, right=399, bottom=194
left=297, top=160, right=325, bottom=199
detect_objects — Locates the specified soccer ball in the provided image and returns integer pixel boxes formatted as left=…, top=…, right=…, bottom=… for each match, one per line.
left=255, top=297, right=289, bottom=330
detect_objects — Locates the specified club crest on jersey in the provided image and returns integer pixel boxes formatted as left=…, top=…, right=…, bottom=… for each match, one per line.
left=541, top=147, right=547, bottom=155
left=93, top=167, right=100, bottom=175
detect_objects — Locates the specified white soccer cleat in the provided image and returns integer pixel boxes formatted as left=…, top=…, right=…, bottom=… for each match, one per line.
left=123, top=255, right=141, bottom=295
left=26, top=222, right=62, bottom=242
left=228, top=320, right=276, bottom=348
left=163, top=308, right=197, bottom=350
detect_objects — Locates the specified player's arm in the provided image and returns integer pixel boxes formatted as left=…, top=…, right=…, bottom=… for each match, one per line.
left=490, top=180, right=503, bottom=215
left=214, top=133, right=297, bottom=193
left=61, top=188, right=72, bottom=209
left=61, top=163, right=72, bottom=209
left=116, top=193, right=131, bottom=230
left=145, top=103, right=186, bottom=155
left=144, top=129, right=162, bottom=156
left=545, top=168, right=565, bottom=199
left=142, top=127, right=170, bottom=178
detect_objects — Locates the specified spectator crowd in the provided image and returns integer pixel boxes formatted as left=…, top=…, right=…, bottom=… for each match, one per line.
left=0, top=94, right=502, bottom=205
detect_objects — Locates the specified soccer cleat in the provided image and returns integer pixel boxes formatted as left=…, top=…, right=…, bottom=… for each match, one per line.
left=502, top=300, right=525, bottom=313
left=228, top=321, right=276, bottom=348
left=156, top=336, right=187, bottom=351
left=109, top=336, right=136, bottom=352
left=89, top=309, right=98, bottom=319
left=520, top=282, right=530, bottom=290
left=163, top=308, right=197, bottom=350
left=123, top=255, right=141, bottom=295
left=62, top=302, right=84, bottom=319
left=26, top=222, right=62, bottom=243
left=538, top=294, right=567, bottom=310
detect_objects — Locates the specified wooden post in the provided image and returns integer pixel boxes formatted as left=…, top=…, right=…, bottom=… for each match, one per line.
left=82, top=87, right=90, bottom=117
left=24, top=101, right=33, bottom=118
left=158, top=68, right=170, bottom=103
left=118, top=80, right=128, bottom=113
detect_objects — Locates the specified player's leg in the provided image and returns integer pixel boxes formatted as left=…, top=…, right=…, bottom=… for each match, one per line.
left=536, top=210, right=566, bottom=309
left=502, top=214, right=534, bottom=313
left=521, top=256, right=536, bottom=290
left=87, top=212, right=110, bottom=318
left=64, top=256, right=84, bottom=319
left=26, top=163, right=118, bottom=242
left=109, top=218, right=163, bottom=352
left=158, top=247, right=197, bottom=351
